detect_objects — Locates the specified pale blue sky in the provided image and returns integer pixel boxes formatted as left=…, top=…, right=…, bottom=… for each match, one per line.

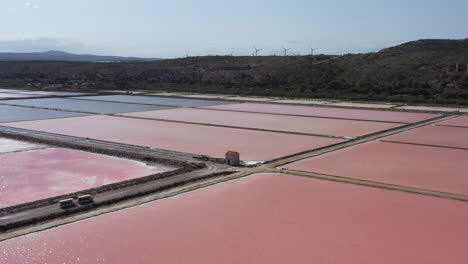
left=1, top=0, right=467, bottom=58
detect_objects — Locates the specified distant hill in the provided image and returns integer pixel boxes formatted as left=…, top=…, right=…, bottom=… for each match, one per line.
left=0, top=50, right=163, bottom=62
left=332, top=39, right=468, bottom=104
left=1, top=39, right=468, bottom=105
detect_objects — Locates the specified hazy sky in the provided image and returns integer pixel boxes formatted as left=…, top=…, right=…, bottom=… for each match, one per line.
left=1, top=0, right=467, bottom=58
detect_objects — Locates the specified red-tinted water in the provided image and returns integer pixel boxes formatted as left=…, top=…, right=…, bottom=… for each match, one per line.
left=202, top=103, right=441, bottom=123
left=280, top=141, right=468, bottom=195
left=383, top=125, right=468, bottom=149
left=121, top=108, right=401, bottom=137
left=436, top=115, right=468, bottom=128
left=1, top=173, right=467, bottom=263
left=0, top=148, right=176, bottom=208
left=4, top=116, right=344, bottom=161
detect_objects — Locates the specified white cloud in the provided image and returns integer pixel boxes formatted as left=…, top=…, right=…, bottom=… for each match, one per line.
left=24, top=2, right=40, bottom=9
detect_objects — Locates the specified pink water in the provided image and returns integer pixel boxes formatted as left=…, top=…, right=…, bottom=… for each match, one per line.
left=121, top=108, right=401, bottom=137
left=383, top=125, right=468, bottom=149
left=1, top=173, right=467, bottom=263
left=436, top=115, right=468, bottom=128
left=0, top=148, right=176, bottom=208
left=4, top=115, right=344, bottom=161
left=201, top=103, right=441, bottom=123
left=280, top=141, right=468, bottom=195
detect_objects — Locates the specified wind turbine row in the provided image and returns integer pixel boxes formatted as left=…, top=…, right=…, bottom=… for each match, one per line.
left=252, top=47, right=317, bottom=56
left=185, top=47, right=319, bottom=57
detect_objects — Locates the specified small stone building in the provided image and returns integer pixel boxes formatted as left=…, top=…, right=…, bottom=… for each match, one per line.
left=225, top=151, right=240, bottom=166
left=443, top=63, right=468, bottom=74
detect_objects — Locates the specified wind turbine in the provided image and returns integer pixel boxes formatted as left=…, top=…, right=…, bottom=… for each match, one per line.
left=310, top=48, right=317, bottom=56
left=283, top=47, right=290, bottom=56
left=253, top=47, right=262, bottom=56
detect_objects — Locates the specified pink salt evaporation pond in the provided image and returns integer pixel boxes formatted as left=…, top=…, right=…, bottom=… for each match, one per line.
left=201, top=102, right=441, bottom=123
left=0, top=148, right=176, bottom=208
left=0, top=137, right=43, bottom=153
left=383, top=125, right=468, bottom=149
left=121, top=108, right=402, bottom=138
left=3, top=115, right=344, bottom=161
left=1, top=173, right=467, bottom=264
left=436, top=115, right=468, bottom=128
left=280, top=141, right=468, bottom=195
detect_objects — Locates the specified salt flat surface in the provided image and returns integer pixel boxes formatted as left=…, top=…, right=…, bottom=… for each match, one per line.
left=328, top=102, right=397, bottom=109
left=102, top=90, right=148, bottom=94
left=74, top=95, right=235, bottom=107
left=0, top=138, right=44, bottom=153
left=175, top=94, right=229, bottom=99
left=145, top=92, right=229, bottom=99
left=280, top=141, right=468, bottom=195
left=383, top=125, right=468, bottom=149
left=0, top=105, right=90, bottom=123
left=12, top=91, right=87, bottom=96
left=398, top=105, right=468, bottom=113
left=0, top=98, right=173, bottom=114
left=271, top=99, right=332, bottom=105
left=202, top=103, right=441, bottom=123
left=146, top=92, right=190, bottom=96
left=0, top=148, right=176, bottom=208
left=0, top=89, right=32, bottom=93
left=121, top=108, right=401, bottom=138
left=0, top=93, right=42, bottom=99
left=436, top=115, right=468, bottom=128
left=1, top=173, right=467, bottom=264
left=3, top=115, right=344, bottom=161
left=223, top=96, right=278, bottom=102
